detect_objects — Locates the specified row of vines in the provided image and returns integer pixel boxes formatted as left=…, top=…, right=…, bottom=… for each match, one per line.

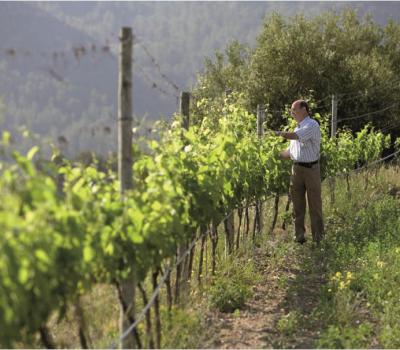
left=0, top=93, right=393, bottom=347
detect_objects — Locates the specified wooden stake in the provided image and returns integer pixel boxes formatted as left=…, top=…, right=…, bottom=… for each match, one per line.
left=177, top=91, right=191, bottom=301
left=270, top=192, right=280, bottom=234
left=210, top=221, right=218, bottom=276
left=224, top=89, right=235, bottom=254
left=118, top=27, right=133, bottom=193
left=331, top=94, right=338, bottom=138
left=180, top=91, right=190, bottom=130
left=256, top=105, right=265, bottom=234
left=117, top=26, right=136, bottom=349
left=137, top=283, right=155, bottom=349
left=152, top=270, right=162, bottom=349
left=330, top=94, right=338, bottom=205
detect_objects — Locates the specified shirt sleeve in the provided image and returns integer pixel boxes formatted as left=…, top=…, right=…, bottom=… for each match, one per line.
left=288, top=143, right=294, bottom=160
left=295, top=123, right=318, bottom=142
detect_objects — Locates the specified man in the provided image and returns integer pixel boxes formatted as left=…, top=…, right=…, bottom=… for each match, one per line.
left=274, top=99, right=324, bottom=244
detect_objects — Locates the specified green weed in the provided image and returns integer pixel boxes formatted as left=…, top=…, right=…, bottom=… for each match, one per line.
left=277, top=311, right=299, bottom=336
left=208, top=256, right=261, bottom=313
left=317, top=323, right=373, bottom=348
left=315, top=167, right=400, bottom=348
left=160, top=305, right=205, bottom=349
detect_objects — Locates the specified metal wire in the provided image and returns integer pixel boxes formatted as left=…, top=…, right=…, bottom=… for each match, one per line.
left=338, top=103, right=398, bottom=122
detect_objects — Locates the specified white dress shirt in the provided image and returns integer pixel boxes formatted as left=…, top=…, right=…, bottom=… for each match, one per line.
left=289, top=116, right=321, bottom=162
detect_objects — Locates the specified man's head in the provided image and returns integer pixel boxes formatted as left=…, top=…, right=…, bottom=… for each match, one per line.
left=290, top=100, right=309, bottom=123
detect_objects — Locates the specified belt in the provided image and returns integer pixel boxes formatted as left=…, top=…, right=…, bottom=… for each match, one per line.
left=293, top=160, right=319, bottom=168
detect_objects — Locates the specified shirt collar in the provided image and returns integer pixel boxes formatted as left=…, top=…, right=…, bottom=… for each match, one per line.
left=298, top=115, right=310, bottom=127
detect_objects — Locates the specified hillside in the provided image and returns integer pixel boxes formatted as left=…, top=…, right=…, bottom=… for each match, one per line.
left=0, top=2, right=173, bottom=156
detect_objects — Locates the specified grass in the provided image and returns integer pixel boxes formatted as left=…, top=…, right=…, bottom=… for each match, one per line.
left=277, top=310, right=300, bottom=336
left=159, top=305, right=205, bottom=349
left=207, top=242, right=262, bottom=313
left=311, top=164, right=400, bottom=348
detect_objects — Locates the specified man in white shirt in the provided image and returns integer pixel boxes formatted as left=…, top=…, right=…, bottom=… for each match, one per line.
left=274, top=100, right=324, bottom=245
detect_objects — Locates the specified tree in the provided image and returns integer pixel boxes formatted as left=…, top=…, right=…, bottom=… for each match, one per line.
left=193, top=8, right=400, bottom=135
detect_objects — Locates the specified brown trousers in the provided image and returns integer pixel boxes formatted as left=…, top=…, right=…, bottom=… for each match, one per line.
left=290, top=163, right=324, bottom=243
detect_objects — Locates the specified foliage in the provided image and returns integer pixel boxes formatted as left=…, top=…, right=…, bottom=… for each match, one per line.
left=277, top=311, right=300, bottom=336
left=193, top=8, right=400, bottom=133
left=208, top=255, right=260, bottom=313
left=317, top=323, right=373, bottom=349
left=160, top=305, right=204, bottom=349
left=312, top=168, right=400, bottom=348
left=0, top=94, right=390, bottom=345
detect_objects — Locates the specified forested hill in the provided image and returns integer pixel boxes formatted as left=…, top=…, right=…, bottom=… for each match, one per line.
left=0, top=1, right=399, bottom=157
left=33, top=1, right=400, bottom=89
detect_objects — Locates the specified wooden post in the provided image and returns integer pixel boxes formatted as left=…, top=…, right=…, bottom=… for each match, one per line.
left=210, top=220, right=218, bottom=275
left=180, top=91, right=190, bottom=130
left=331, top=94, right=338, bottom=138
left=257, top=104, right=264, bottom=138
left=330, top=94, right=338, bottom=205
left=269, top=192, right=280, bottom=235
left=175, top=91, right=191, bottom=304
left=224, top=89, right=234, bottom=255
left=118, top=28, right=133, bottom=193
left=224, top=213, right=234, bottom=255
left=117, top=26, right=136, bottom=350
left=256, top=105, right=265, bottom=233
left=181, top=91, right=196, bottom=289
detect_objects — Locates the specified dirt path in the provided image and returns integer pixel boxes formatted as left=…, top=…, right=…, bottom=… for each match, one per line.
left=203, top=230, right=328, bottom=349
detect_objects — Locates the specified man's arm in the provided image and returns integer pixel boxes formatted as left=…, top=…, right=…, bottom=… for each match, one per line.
left=275, top=131, right=299, bottom=140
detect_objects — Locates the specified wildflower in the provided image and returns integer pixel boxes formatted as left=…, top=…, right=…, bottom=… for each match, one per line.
left=331, top=271, right=342, bottom=281
left=346, top=271, right=353, bottom=280
left=377, top=260, right=385, bottom=268
left=184, top=145, right=193, bottom=153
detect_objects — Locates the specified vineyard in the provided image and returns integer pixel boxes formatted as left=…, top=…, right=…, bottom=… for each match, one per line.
left=1, top=6, right=400, bottom=347
left=1, top=85, right=399, bottom=348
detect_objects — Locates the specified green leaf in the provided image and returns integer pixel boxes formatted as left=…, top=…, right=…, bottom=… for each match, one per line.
left=35, top=249, right=50, bottom=264
left=105, top=242, right=114, bottom=255
left=83, top=246, right=95, bottom=262
left=18, top=267, right=29, bottom=284
left=2, top=130, right=11, bottom=145
left=127, top=226, right=144, bottom=244
left=27, top=146, right=40, bottom=161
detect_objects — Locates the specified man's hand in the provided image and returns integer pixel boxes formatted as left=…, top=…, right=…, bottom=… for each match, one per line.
left=265, top=129, right=283, bottom=137
left=280, top=149, right=291, bottom=160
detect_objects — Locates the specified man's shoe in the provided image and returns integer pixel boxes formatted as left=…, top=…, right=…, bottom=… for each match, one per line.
left=295, top=237, right=306, bottom=245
